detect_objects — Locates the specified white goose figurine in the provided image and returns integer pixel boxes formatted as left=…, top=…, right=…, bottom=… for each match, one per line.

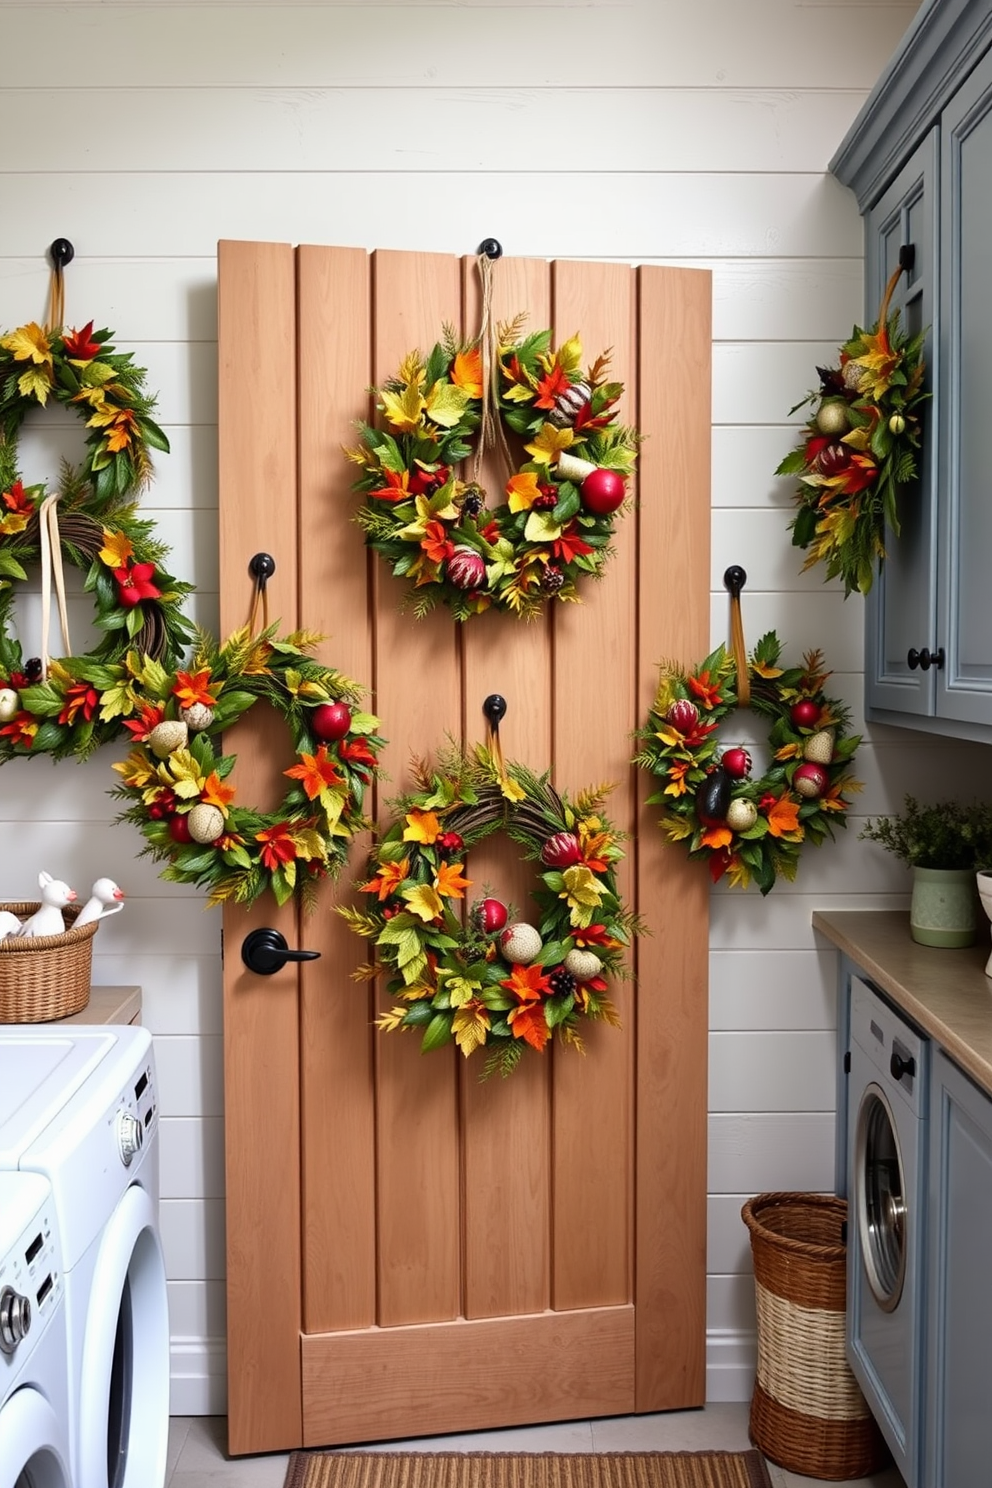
left=0, top=910, right=22, bottom=941
left=16, top=873, right=77, bottom=938
left=75, top=877, right=126, bottom=927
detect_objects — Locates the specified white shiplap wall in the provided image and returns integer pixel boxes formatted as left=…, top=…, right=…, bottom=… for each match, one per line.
left=5, top=0, right=987, bottom=1415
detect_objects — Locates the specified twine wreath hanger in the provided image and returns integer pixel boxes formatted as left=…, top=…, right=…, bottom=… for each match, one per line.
left=635, top=566, right=862, bottom=894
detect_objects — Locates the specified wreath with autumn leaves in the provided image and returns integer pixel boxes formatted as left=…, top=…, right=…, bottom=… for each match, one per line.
left=340, top=745, right=637, bottom=1079
left=636, top=632, right=862, bottom=894
left=110, top=626, right=384, bottom=909
left=347, top=322, right=639, bottom=620
left=0, top=317, right=194, bottom=759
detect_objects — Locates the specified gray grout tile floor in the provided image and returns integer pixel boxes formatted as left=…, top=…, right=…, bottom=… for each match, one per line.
left=165, top=1409, right=907, bottom=1488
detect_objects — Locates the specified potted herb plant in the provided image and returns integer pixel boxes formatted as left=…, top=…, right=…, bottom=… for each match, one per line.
left=859, top=795, right=992, bottom=946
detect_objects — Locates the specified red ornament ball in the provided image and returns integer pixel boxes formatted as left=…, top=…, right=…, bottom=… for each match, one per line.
left=478, top=897, right=508, bottom=934
left=447, top=545, right=487, bottom=590
left=540, top=832, right=582, bottom=869
left=580, top=467, right=626, bottom=516
left=721, top=746, right=752, bottom=780
left=168, top=814, right=193, bottom=844
left=793, top=762, right=828, bottom=799
left=666, top=699, right=699, bottom=734
left=790, top=699, right=821, bottom=730
left=312, top=702, right=351, bottom=742
left=437, top=832, right=464, bottom=852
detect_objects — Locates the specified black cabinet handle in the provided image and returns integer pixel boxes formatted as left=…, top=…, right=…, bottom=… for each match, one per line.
left=890, top=1047, right=917, bottom=1083
left=241, top=928, right=321, bottom=977
left=907, top=647, right=945, bottom=672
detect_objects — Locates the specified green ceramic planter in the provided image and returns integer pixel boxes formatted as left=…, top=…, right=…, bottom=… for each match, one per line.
left=910, top=866, right=979, bottom=947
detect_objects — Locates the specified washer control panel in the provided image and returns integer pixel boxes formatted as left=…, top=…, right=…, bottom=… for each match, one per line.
left=116, top=1052, right=157, bottom=1169
left=0, top=1186, right=62, bottom=1366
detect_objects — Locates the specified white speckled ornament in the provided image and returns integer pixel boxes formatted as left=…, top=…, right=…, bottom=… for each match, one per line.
left=500, top=922, right=543, bottom=965
left=187, top=803, right=225, bottom=844
left=726, top=798, right=758, bottom=833
left=803, top=728, right=835, bottom=765
left=563, top=948, right=603, bottom=982
left=148, top=719, right=189, bottom=758
left=0, top=688, right=19, bottom=723
left=181, top=703, right=215, bottom=733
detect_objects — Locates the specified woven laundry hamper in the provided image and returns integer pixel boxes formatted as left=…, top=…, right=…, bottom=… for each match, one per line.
left=741, top=1191, right=889, bottom=1481
left=0, top=904, right=97, bottom=1022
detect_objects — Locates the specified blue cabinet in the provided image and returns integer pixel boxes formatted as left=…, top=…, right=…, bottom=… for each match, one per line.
left=925, top=1050, right=992, bottom=1486
left=833, top=0, right=992, bottom=741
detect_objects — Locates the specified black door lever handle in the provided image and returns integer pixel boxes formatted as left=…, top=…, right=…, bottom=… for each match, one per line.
left=241, top=928, right=321, bottom=976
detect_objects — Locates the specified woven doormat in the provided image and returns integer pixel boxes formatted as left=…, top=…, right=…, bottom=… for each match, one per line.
left=284, top=1450, right=773, bottom=1488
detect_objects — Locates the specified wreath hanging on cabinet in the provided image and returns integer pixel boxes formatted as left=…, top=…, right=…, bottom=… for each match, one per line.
left=0, top=317, right=194, bottom=760
left=635, top=622, right=862, bottom=896
left=346, top=311, right=639, bottom=621
left=776, top=261, right=928, bottom=597
left=339, top=740, right=637, bottom=1079
left=110, top=624, right=385, bottom=909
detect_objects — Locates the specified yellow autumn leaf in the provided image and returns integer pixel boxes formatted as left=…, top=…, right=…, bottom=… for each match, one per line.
left=396, top=351, right=425, bottom=389
left=523, top=510, right=562, bottom=544
left=0, top=514, right=28, bottom=536
left=443, top=974, right=483, bottom=1008
left=554, top=334, right=583, bottom=376
left=525, top=423, right=574, bottom=466
left=424, top=381, right=471, bottom=429
left=380, top=383, right=426, bottom=433
left=163, top=748, right=207, bottom=798
left=289, top=827, right=328, bottom=861
left=402, top=883, right=444, bottom=922
left=452, top=1003, right=491, bottom=1058
left=452, top=349, right=483, bottom=398
left=506, top=471, right=541, bottom=513
left=375, top=1008, right=408, bottom=1033
left=500, top=775, right=527, bottom=803
left=17, top=366, right=54, bottom=405
left=111, top=750, right=156, bottom=788
left=1, top=323, right=52, bottom=366
left=99, top=529, right=135, bottom=569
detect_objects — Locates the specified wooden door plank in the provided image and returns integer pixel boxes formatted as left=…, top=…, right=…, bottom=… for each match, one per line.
left=371, top=249, right=464, bottom=1326
left=459, top=255, right=555, bottom=1321
left=634, top=265, right=712, bottom=1410
left=296, top=244, right=378, bottom=1332
left=302, top=1305, right=634, bottom=1446
left=218, top=239, right=303, bottom=1453
left=550, top=259, right=639, bottom=1314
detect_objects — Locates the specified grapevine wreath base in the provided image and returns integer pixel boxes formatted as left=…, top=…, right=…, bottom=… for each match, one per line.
left=340, top=745, right=639, bottom=1079
left=347, top=320, right=639, bottom=620
left=0, top=317, right=193, bottom=760
left=111, top=625, right=384, bottom=909
left=636, top=631, right=862, bottom=895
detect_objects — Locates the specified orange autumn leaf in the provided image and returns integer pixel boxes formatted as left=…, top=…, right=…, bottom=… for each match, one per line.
left=173, top=669, right=219, bottom=709
left=284, top=746, right=344, bottom=801
left=508, top=1000, right=551, bottom=1052
left=506, top=470, right=541, bottom=512
left=403, top=809, right=441, bottom=844
left=765, top=794, right=803, bottom=839
left=99, top=528, right=135, bottom=569
left=687, top=670, right=723, bottom=710
left=500, top=962, right=552, bottom=1002
left=451, top=348, right=483, bottom=398
left=434, top=860, right=472, bottom=899
left=774, top=742, right=802, bottom=762
left=360, top=856, right=411, bottom=901
left=700, top=825, right=733, bottom=850
left=201, top=771, right=236, bottom=813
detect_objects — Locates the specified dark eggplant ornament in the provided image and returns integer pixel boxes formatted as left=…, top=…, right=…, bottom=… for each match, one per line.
left=697, top=766, right=732, bottom=827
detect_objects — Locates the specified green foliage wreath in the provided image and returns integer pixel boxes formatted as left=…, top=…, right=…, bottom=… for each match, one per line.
left=346, top=322, right=639, bottom=620
left=340, top=745, right=638, bottom=1079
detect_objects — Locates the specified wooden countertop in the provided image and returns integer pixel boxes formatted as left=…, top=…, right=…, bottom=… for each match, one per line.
left=813, top=910, right=992, bottom=1096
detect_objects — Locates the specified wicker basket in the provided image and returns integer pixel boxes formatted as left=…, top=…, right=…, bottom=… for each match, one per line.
left=0, top=903, right=97, bottom=1023
left=741, top=1191, right=890, bottom=1481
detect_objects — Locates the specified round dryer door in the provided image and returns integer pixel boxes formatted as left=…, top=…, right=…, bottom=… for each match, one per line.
left=855, top=1082, right=907, bottom=1311
left=0, top=1389, right=73, bottom=1488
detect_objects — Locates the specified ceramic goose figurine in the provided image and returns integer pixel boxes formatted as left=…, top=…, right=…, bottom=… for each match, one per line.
left=75, top=877, right=125, bottom=927
left=15, top=873, right=77, bottom=938
left=0, top=910, right=22, bottom=941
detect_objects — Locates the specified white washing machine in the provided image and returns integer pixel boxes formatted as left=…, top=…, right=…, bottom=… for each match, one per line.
left=0, top=1170, right=72, bottom=1488
left=0, top=1027, right=170, bottom=1488
left=846, top=975, right=928, bottom=1488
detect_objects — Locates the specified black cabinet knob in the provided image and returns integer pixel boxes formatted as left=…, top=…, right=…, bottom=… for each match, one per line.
left=907, top=647, right=945, bottom=672
left=241, top=928, right=320, bottom=977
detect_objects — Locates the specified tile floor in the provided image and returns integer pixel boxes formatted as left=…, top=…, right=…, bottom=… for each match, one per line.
left=165, top=1407, right=907, bottom=1488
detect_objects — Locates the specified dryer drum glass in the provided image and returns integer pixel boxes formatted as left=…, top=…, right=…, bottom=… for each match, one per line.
left=858, top=1089, right=907, bottom=1310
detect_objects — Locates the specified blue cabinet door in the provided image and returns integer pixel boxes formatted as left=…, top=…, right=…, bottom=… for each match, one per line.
left=926, top=1049, right=992, bottom=1486
left=936, top=48, right=992, bottom=729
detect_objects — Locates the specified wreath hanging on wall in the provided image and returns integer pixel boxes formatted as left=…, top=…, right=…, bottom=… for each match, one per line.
left=635, top=628, right=862, bottom=895
left=339, top=742, right=637, bottom=1079
left=776, top=262, right=928, bottom=596
left=0, top=315, right=194, bottom=760
left=346, top=307, right=639, bottom=621
left=110, top=624, right=385, bottom=909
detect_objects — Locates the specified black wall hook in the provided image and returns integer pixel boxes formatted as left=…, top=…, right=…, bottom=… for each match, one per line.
left=49, top=239, right=74, bottom=269
left=248, top=552, right=276, bottom=588
left=483, top=693, right=507, bottom=728
left=723, top=566, right=747, bottom=599
left=477, top=239, right=503, bottom=261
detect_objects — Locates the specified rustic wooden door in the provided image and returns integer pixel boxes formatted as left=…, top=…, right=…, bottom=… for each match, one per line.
left=217, top=242, right=711, bottom=1455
